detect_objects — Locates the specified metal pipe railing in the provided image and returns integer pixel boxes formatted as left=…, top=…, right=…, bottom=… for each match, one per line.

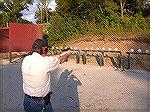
left=49, top=47, right=149, bottom=71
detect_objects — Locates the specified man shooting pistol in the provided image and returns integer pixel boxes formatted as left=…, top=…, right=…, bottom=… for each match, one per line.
left=21, top=39, right=71, bottom=112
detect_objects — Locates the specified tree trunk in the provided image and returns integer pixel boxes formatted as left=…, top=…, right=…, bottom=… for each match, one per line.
left=120, top=0, right=123, bottom=19
left=40, top=4, right=43, bottom=23
left=45, top=3, right=49, bottom=23
left=120, top=0, right=126, bottom=19
left=99, top=5, right=103, bottom=13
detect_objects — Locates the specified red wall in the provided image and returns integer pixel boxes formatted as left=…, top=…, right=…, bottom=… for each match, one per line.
left=0, top=27, right=9, bottom=52
left=0, top=23, right=43, bottom=52
left=0, top=37, right=9, bottom=52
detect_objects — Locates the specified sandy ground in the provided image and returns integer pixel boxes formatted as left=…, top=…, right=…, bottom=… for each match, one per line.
left=0, top=57, right=150, bottom=112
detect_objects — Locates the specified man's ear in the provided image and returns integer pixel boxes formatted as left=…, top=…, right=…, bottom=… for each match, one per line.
left=42, top=47, right=47, bottom=54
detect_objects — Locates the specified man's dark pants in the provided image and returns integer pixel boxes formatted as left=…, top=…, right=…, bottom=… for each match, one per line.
left=24, top=94, right=53, bottom=112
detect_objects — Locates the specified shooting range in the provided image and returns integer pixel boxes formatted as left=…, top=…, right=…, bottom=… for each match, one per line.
left=0, top=23, right=150, bottom=112
left=0, top=0, right=150, bottom=111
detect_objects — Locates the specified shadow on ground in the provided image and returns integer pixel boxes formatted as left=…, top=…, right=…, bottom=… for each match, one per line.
left=51, top=69, right=82, bottom=112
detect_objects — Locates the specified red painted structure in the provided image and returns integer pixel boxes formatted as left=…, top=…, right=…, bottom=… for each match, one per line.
left=0, top=23, right=43, bottom=52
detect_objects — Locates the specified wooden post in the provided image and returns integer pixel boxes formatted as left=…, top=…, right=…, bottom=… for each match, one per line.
left=127, top=53, right=131, bottom=69
left=9, top=43, right=12, bottom=63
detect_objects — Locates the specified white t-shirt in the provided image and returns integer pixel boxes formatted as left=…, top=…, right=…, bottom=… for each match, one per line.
left=22, top=52, right=60, bottom=97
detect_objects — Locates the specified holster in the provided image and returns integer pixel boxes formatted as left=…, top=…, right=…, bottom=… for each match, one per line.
left=43, top=92, right=53, bottom=105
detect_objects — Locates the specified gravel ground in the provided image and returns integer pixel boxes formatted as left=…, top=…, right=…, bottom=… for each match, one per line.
left=0, top=58, right=150, bottom=112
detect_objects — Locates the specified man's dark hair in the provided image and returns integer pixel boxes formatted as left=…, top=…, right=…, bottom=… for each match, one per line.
left=32, top=39, right=48, bottom=54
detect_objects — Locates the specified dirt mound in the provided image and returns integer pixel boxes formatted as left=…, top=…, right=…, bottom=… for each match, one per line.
left=65, top=39, right=149, bottom=54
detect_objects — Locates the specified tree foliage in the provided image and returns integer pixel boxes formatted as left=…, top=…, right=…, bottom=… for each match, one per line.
left=0, top=0, right=32, bottom=26
left=44, top=0, right=150, bottom=45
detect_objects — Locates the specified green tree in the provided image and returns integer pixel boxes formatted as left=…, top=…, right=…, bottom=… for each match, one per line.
left=35, top=0, right=52, bottom=23
left=0, top=0, right=32, bottom=26
left=56, top=0, right=105, bottom=20
left=112, top=0, right=126, bottom=19
left=45, top=0, right=149, bottom=45
left=143, top=0, right=150, bottom=16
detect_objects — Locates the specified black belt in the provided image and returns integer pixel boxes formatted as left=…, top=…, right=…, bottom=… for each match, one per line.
left=25, top=92, right=53, bottom=104
left=25, top=94, right=43, bottom=101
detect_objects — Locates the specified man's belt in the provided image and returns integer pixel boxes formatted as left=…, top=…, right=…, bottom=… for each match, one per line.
left=25, top=94, right=43, bottom=101
left=25, top=92, right=53, bottom=105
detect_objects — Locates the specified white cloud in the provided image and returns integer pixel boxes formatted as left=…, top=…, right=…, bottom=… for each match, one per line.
left=23, top=5, right=37, bottom=15
left=21, top=3, right=38, bottom=23
left=48, top=0, right=56, bottom=11
left=22, top=14, right=36, bottom=22
left=21, top=0, right=56, bottom=23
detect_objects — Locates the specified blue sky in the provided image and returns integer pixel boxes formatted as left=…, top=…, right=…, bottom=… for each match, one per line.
left=21, top=0, right=56, bottom=23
